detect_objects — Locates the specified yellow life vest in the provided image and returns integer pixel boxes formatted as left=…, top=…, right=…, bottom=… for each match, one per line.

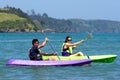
left=61, top=43, right=73, bottom=54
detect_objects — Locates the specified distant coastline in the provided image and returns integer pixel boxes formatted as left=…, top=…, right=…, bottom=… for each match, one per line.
left=1, top=7, right=120, bottom=33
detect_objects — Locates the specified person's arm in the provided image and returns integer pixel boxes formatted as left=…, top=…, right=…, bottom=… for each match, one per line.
left=73, top=40, right=84, bottom=46
left=65, top=43, right=75, bottom=47
left=38, top=37, right=48, bottom=49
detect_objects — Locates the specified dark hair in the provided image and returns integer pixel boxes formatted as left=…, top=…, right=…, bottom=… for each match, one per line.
left=65, top=36, right=71, bottom=42
left=32, top=39, right=39, bottom=45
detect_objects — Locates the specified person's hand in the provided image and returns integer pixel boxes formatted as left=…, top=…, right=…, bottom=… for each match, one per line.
left=45, top=37, right=49, bottom=41
left=73, top=45, right=76, bottom=48
left=81, top=39, right=85, bottom=43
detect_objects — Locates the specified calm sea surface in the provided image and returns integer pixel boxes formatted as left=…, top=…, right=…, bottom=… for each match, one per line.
left=0, top=33, right=120, bottom=80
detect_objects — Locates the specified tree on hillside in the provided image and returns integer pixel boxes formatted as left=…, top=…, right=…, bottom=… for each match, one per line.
left=42, top=13, right=48, bottom=18
left=0, top=6, right=29, bottom=19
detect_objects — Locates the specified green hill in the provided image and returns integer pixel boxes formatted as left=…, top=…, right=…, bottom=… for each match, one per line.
left=0, top=7, right=35, bottom=32
left=0, top=13, right=26, bottom=22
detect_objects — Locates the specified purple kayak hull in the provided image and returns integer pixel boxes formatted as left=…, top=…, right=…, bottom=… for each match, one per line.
left=6, top=59, right=92, bottom=66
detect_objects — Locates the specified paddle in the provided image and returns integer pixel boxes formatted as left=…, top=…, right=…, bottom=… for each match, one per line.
left=74, top=33, right=93, bottom=59
left=84, top=33, right=93, bottom=41
left=84, top=33, right=93, bottom=59
left=33, top=20, right=60, bottom=60
left=74, top=33, right=93, bottom=46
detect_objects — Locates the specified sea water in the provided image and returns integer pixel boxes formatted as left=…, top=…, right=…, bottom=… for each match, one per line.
left=0, top=32, right=120, bottom=80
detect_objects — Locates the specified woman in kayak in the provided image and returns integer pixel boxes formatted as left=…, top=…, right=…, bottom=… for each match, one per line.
left=29, top=38, right=49, bottom=60
left=61, top=36, right=84, bottom=56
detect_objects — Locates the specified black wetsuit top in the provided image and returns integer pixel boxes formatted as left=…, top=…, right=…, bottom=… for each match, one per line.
left=29, top=46, right=42, bottom=60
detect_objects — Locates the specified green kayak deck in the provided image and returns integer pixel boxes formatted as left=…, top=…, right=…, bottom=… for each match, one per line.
left=43, top=54, right=117, bottom=63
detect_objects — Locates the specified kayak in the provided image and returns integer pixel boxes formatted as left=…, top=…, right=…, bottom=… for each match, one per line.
left=6, top=54, right=116, bottom=66
left=42, top=54, right=117, bottom=63
left=6, top=59, right=92, bottom=66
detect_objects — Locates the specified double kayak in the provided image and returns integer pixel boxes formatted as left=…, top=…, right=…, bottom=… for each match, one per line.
left=6, top=54, right=117, bottom=66
left=42, top=54, right=117, bottom=63
left=6, top=59, right=91, bottom=66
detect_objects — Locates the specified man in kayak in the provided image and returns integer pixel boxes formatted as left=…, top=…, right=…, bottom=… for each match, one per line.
left=29, top=38, right=48, bottom=60
left=61, top=36, right=84, bottom=56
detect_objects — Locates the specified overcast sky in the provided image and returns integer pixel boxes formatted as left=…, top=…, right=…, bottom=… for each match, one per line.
left=0, top=0, right=120, bottom=21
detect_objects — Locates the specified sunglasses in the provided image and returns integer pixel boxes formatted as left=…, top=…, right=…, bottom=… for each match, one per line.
left=35, top=42, right=39, bottom=44
left=68, top=39, right=72, bottom=41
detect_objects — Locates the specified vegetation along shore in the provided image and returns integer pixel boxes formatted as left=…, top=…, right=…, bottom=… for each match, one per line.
left=0, top=6, right=120, bottom=33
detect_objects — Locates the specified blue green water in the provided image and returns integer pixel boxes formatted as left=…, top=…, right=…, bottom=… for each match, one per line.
left=0, top=33, right=120, bottom=80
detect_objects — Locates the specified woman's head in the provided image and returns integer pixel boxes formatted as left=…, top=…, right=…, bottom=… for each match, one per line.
left=65, top=36, right=72, bottom=42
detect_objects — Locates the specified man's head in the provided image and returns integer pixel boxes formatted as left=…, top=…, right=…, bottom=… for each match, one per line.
left=32, top=39, right=39, bottom=46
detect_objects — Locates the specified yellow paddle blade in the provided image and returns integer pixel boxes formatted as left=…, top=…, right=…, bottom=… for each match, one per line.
left=85, top=33, right=93, bottom=40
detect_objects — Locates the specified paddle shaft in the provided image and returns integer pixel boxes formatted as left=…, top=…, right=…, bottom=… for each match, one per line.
left=33, top=20, right=60, bottom=60
left=74, top=33, right=93, bottom=58
left=84, top=33, right=92, bottom=59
